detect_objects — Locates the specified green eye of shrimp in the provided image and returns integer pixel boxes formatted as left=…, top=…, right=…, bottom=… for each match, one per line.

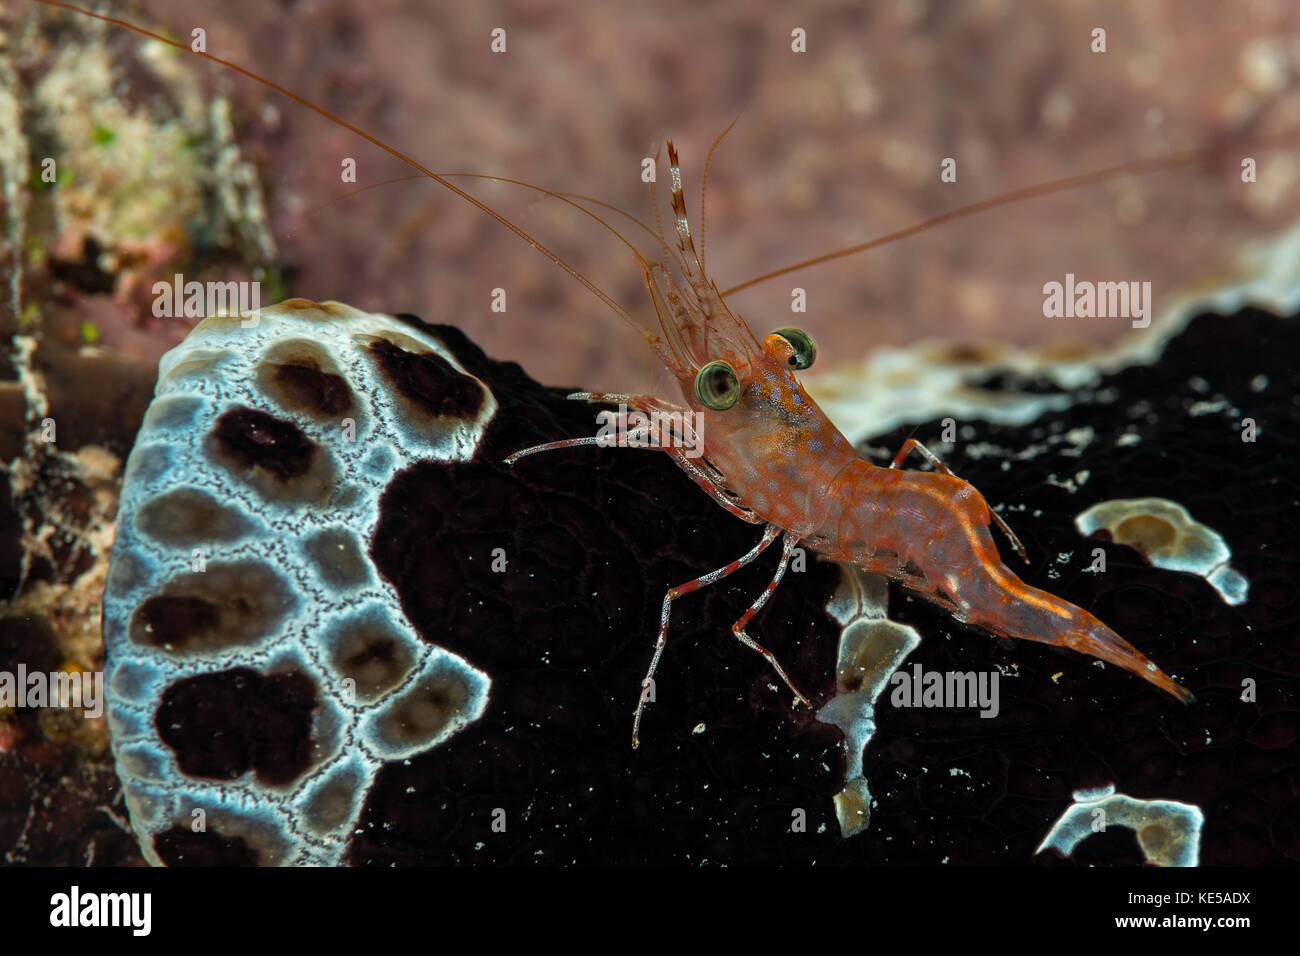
left=694, top=360, right=741, bottom=410
left=773, top=327, right=817, bottom=370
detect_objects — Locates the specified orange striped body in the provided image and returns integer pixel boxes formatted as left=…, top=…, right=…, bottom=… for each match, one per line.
left=806, top=462, right=1194, bottom=702
left=685, top=353, right=1193, bottom=704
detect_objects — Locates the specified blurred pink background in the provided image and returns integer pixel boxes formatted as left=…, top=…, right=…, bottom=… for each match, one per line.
left=136, top=0, right=1300, bottom=393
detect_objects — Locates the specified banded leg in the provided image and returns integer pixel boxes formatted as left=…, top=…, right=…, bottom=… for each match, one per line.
left=567, top=390, right=665, bottom=406
left=730, top=530, right=812, bottom=708
left=503, top=393, right=685, bottom=465
left=504, top=429, right=650, bottom=465
left=633, top=523, right=780, bottom=748
left=890, top=438, right=1029, bottom=563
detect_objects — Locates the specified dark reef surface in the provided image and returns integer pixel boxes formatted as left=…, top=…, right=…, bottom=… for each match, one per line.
left=345, top=307, right=1297, bottom=865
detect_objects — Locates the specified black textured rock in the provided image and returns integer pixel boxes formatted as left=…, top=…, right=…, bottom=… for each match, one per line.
left=341, top=307, right=1298, bottom=865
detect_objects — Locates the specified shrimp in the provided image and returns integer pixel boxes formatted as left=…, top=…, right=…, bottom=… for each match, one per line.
left=508, top=141, right=1196, bottom=746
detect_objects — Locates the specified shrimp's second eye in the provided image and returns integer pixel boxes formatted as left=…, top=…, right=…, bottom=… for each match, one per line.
left=695, top=361, right=741, bottom=410
left=772, top=327, right=817, bottom=370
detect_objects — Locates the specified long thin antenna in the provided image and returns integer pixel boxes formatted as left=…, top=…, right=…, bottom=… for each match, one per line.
left=721, top=131, right=1300, bottom=298
left=34, top=0, right=656, bottom=344
left=699, top=110, right=744, bottom=273
left=41, top=1, right=1300, bottom=326
left=305, top=173, right=662, bottom=246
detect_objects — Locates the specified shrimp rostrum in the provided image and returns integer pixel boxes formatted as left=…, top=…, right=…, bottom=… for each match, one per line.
left=509, top=142, right=1195, bottom=746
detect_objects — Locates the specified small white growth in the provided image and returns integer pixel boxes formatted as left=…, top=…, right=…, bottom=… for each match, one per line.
left=103, top=300, right=498, bottom=865
left=807, top=341, right=1076, bottom=444
left=1075, top=497, right=1249, bottom=605
left=1036, top=784, right=1204, bottom=867
left=1187, top=397, right=1237, bottom=418
left=1061, top=426, right=1095, bottom=455
left=1045, top=473, right=1081, bottom=494
left=816, top=566, right=921, bottom=839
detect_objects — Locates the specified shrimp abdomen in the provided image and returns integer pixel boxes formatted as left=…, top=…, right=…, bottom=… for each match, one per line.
left=811, top=463, right=1194, bottom=703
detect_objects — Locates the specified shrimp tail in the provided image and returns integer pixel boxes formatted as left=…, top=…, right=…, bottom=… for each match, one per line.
left=967, top=576, right=1197, bottom=704
left=931, top=501, right=1195, bottom=702
left=825, top=466, right=1195, bottom=704
left=927, top=478, right=1194, bottom=703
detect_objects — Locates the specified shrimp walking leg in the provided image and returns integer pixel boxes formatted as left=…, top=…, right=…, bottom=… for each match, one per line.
left=504, top=431, right=649, bottom=464
left=503, top=393, right=680, bottom=464
left=729, top=530, right=812, bottom=708
left=633, top=524, right=782, bottom=748
left=890, top=438, right=1029, bottom=562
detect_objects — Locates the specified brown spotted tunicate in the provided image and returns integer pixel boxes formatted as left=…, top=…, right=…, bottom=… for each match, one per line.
left=102, top=300, right=495, bottom=865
